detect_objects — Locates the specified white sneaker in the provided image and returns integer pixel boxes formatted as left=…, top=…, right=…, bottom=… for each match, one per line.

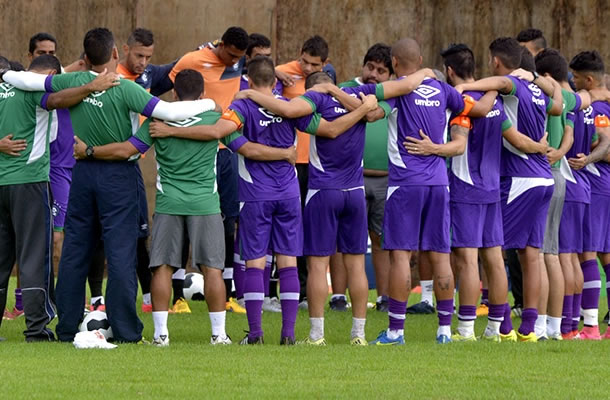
left=263, top=297, right=282, bottom=313
left=152, top=335, right=169, bottom=347
left=237, top=298, right=246, bottom=309
left=298, top=300, right=308, bottom=310
left=210, top=334, right=232, bottom=345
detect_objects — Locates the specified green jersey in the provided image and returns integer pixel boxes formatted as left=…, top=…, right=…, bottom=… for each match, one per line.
left=49, top=71, right=155, bottom=147
left=0, top=82, right=51, bottom=185
left=546, top=89, right=581, bottom=168
left=130, top=112, right=246, bottom=215
left=339, top=78, right=390, bottom=171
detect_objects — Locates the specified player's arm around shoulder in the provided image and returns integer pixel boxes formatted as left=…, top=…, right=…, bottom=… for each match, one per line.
left=314, top=93, right=378, bottom=139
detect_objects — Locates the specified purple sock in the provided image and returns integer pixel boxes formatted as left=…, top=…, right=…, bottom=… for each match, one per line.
left=244, top=268, right=264, bottom=339
left=488, top=303, right=505, bottom=323
left=581, top=259, right=600, bottom=313
left=561, top=295, right=573, bottom=334
left=278, top=267, right=299, bottom=339
left=500, top=303, right=513, bottom=334
left=264, top=258, right=271, bottom=298
left=458, top=305, right=476, bottom=323
left=481, top=289, right=489, bottom=306
left=233, top=237, right=245, bottom=299
left=388, top=298, right=406, bottom=331
left=437, top=299, right=454, bottom=327
left=518, top=308, right=538, bottom=335
left=604, top=264, right=610, bottom=313
left=14, top=288, right=22, bottom=311
left=572, top=293, right=582, bottom=331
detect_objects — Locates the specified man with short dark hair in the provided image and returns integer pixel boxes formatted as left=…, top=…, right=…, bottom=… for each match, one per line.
left=516, top=28, right=547, bottom=56
left=28, top=32, right=57, bottom=61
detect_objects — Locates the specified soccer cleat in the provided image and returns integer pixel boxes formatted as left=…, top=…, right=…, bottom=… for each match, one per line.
left=298, top=299, right=309, bottom=310
left=89, top=300, right=105, bottom=312
left=406, top=301, right=435, bottom=314
left=280, top=336, right=296, bottom=346
left=350, top=337, right=368, bottom=346
left=603, top=311, right=609, bottom=324
left=329, top=297, right=349, bottom=312
left=172, top=298, right=191, bottom=314
left=579, top=326, right=602, bottom=340
left=262, top=297, right=282, bottom=313
left=476, top=304, right=489, bottom=317
left=152, top=335, right=169, bottom=347
left=3, top=308, right=14, bottom=320
left=369, top=330, right=404, bottom=346
left=136, top=337, right=151, bottom=345
left=602, top=328, right=610, bottom=340
left=511, top=306, right=522, bottom=318
left=480, top=333, right=501, bottom=342
left=141, top=303, right=153, bottom=313
left=239, top=334, right=264, bottom=345
left=436, top=334, right=452, bottom=344
left=375, top=297, right=389, bottom=312
left=297, top=336, right=327, bottom=346
left=452, top=332, right=477, bottom=342
left=226, top=297, right=246, bottom=314
left=8, top=307, right=24, bottom=319
left=210, top=335, right=232, bottom=345
left=548, top=332, right=563, bottom=341
left=500, top=330, right=518, bottom=342
left=236, top=297, right=246, bottom=309
left=561, top=331, right=575, bottom=340
left=516, top=331, right=538, bottom=342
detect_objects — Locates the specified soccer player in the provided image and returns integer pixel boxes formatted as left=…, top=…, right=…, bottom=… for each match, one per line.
left=149, top=57, right=379, bottom=345
left=567, top=51, right=610, bottom=340
left=276, top=35, right=329, bottom=306
left=240, top=33, right=283, bottom=96
left=3, top=27, right=221, bottom=343
left=534, top=49, right=591, bottom=340
left=455, top=37, right=563, bottom=342
left=170, top=27, right=249, bottom=314
left=73, top=68, right=298, bottom=346
left=28, top=32, right=57, bottom=61
left=516, top=28, right=547, bottom=57
left=336, top=43, right=393, bottom=312
left=440, top=44, right=550, bottom=342
left=0, top=54, right=118, bottom=341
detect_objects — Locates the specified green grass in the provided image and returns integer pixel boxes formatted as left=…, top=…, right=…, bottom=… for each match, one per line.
left=1, top=277, right=609, bottom=399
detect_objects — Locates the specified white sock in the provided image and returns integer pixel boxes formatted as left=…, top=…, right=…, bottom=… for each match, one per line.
left=331, top=294, right=347, bottom=301
left=420, top=280, right=434, bottom=305
left=484, top=320, right=501, bottom=336
left=172, top=269, right=185, bottom=280
left=209, top=311, right=226, bottom=337
left=387, top=328, right=404, bottom=339
left=309, top=317, right=324, bottom=340
left=437, top=325, right=451, bottom=338
left=583, top=309, right=598, bottom=326
left=457, top=319, right=475, bottom=337
left=535, top=314, right=547, bottom=338
left=351, top=317, right=366, bottom=339
left=376, top=295, right=383, bottom=303
left=91, top=296, right=104, bottom=305
left=547, top=316, right=562, bottom=336
left=152, top=311, right=168, bottom=339
left=142, top=293, right=151, bottom=305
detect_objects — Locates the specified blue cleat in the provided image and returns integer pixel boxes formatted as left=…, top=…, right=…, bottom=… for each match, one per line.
left=369, top=330, right=405, bottom=345
left=436, top=334, right=452, bottom=344
left=406, top=301, right=435, bottom=314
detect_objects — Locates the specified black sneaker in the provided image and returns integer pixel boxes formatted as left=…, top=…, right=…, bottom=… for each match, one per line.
left=604, top=311, right=609, bottom=324
left=329, top=296, right=348, bottom=312
left=239, top=333, right=264, bottom=345
left=376, top=297, right=389, bottom=312
left=280, top=336, right=296, bottom=345
left=406, top=301, right=435, bottom=314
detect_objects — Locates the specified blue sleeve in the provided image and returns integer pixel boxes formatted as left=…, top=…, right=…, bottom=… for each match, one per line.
left=148, top=61, right=177, bottom=96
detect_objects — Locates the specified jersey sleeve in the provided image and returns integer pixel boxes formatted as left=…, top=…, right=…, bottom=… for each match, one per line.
left=122, top=80, right=157, bottom=117
left=545, top=95, right=554, bottom=113
left=220, top=131, right=247, bottom=152
left=297, top=112, right=322, bottom=135
left=506, top=76, right=519, bottom=96
left=48, top=72, right=80, bottom=92
left=129, top=118, right=153, bottom=153
left=378, top=100, right=392, bottom=118
left=444, top=82, right=467, bottom=114
left=566, top=112, right=576, bottom=128
left=29, top=91, right=48, bottom=110
left=227, top=100, right=249, bottom=130
left=300, top=91, right=326, bottom=113
left=148, top=61, right=177, bottom=96
left=341, top=83, right=377, bottom=97
left=569, top=91, right=582, bottom=113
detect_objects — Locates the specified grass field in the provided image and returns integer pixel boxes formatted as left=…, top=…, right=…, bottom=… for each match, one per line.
left=2, top=277, right=609, bottom=399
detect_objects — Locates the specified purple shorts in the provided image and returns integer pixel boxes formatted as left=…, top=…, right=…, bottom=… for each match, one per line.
left=559, top=201, right=585, bottom=254
left=239, top=197, right=302, bottom=260
left=500, top=177, right=553, bottom=250
left=451, top=201, right=503, bottom=248
left=304, top=188, right=367, bottom=256
left=49, top=166, right=72, bottom=231
left=588, top=193, right=610, bottom=253
left=382, top=185, right=450, bottom=253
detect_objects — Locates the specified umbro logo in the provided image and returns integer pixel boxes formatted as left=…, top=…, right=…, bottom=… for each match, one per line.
left=0, top=82, right=14, bottom=92
left=0, top=82, right=15, bottom=98
left=414, top=84, right=441, bottom=99
left=89, top=90, right=106, bottom=98
left=166, top=116, right=203, bottom=128
left=258, top=107, right=283, bottom=127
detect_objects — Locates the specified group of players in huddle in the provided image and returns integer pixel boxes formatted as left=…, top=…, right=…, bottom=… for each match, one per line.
left=0, top=25, right=609, bottom=346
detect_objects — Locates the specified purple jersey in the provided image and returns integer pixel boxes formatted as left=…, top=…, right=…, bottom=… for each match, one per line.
left=500, top=76, right=553, bottom=179
left=300, top=84, right=378, bottom=189
left=383, top=77, right=465, bottom=186
left=585, top=101, right=610, bottom=196
left=565, top=107, right=594, bottom=203
left=229, top=97, right=313, bottom=201
left=240, top=74, right=283, bottom=96
left=49, top=108, right=76, bottom=169
left=450, top=91, right=512, bottom=204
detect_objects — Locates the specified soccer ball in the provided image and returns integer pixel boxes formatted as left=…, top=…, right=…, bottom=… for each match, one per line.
left=80, top=310, right=113, bottom=340
left=183, top=272, right=205, bottom=301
